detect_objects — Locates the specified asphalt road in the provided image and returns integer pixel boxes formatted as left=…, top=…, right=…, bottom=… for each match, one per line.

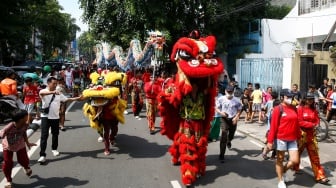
left=0, top=101, right=333, bottom=188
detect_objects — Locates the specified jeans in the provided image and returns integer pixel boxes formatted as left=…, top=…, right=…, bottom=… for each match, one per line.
left=40, top=117, right=60, bottom=157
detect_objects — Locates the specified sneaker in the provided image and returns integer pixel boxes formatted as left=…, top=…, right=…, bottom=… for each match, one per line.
left=124, top=110, right=129, bottom=115
left=98, top=136, right=104, bottom=142
left=135, top=116, right=139, bottom=119
left=227, top=142, right=232, bottom=149
left=52, top=150, right=60, bottom=156
left=278, top=180, right=286, bottom=188
left=37, top=156, right=46, bottom=164
left=24, top=168, right=32, bottom=177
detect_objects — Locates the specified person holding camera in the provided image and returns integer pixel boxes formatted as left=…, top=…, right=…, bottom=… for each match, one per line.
left=37, top=77, right=82, bottom=164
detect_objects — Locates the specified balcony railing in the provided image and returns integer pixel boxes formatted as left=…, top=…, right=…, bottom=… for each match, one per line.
left=298, top=0, right=336, bottom=15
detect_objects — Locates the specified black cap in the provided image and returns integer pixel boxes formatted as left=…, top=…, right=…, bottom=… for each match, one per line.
left=280, top=88, right=294, bottom=97
left=226, top=85, right=234, bottom=92
left=305, top=93, right=315, bottom=99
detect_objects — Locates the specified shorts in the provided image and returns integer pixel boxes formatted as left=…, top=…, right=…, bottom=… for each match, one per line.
left=242, top=104, right=249, bottom=112
left=276, top=139, right=298, bottom=151
left=252, top=103, right=262, bottom=112
left=24, top=103, right=35, bottom=114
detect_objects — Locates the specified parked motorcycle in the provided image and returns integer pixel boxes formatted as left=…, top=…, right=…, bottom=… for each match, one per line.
left=0, top=95, right=20, bottom=123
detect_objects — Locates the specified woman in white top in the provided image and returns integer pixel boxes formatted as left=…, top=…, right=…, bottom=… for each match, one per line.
left=64, top=66, right=72, bottom=90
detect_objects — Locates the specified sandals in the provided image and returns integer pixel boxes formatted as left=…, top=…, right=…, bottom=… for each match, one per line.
left=316, top=178, right=330, bottom=184
left=4, top=182, right=12, bottom=188
left=25, top=168, right=32, bottom=177
left=104, top=150, right=110, bottom=156
left=59, top=126, right=66, bottom=131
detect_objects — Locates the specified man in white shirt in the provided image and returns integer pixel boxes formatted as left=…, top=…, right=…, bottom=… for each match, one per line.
left=216, top=85, right=242, bottom=162
left=37, top=77, right=82, bottom=164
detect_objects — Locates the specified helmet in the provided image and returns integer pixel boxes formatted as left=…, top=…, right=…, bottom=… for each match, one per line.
left=6, top=69, right=16, bottom=77
left=43, top=65, right=51, bottom=72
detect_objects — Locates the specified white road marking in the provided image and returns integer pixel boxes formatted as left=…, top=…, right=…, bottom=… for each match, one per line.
left=65, top=101, right=76, bottom=114
left=249, top=140, right=264, bottom=148
left=0, top=101, right=75, bottom=186
left=170, top=180, right=182, bottom=188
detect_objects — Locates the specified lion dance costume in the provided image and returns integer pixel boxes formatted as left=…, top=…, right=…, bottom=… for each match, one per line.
left=144, top=77, right=161, bottom=134
left=158, top=31, right=223, bottom=186
left=129, top=71, right=144, bottom=118
left=82, top=70, right=127, bottom=154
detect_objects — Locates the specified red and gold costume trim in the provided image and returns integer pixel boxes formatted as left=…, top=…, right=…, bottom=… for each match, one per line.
left=158, top=32, right=223, bottom=186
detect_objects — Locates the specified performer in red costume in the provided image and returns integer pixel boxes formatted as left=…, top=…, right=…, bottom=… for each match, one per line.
left=157, top=30, right=223, bottom=187
left=129, top=70, right=144, bottom=119
left=101, top=98, right=119, bottom=155
left=144, top=75, right=161, bottom=134
left=142, top=68, right=151, bottom=83
left=294, top=93, right=329, bottom=184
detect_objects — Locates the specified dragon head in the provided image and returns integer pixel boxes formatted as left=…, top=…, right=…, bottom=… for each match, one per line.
left=170, top=33, right=223, bottom=78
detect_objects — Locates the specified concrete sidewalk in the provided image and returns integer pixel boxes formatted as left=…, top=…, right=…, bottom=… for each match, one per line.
left=236, top=119, right=336, bottom=181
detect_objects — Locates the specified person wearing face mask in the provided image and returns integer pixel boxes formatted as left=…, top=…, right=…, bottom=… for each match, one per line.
left=267, top=89, right=300, bottom=188
left=293, top=93, right=329, bottom=184
left=216, top=85, right=242, bottom=162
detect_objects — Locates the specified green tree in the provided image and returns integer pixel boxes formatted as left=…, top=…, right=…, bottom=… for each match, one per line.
left=79, top=0, right=291, bottom=53
left=33, top=0, right=80, bottom=60
left=0, top=0, right=81, bottom=65
left=78, top=31, right=96, bottom=63
left=0, top=0, right=45, bottom=65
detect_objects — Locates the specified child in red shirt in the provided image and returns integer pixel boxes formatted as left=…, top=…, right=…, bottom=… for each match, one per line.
left=23, top=77, right=38, bottom=123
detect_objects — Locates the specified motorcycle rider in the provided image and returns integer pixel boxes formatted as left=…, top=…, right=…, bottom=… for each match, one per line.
left=0, top=70, right=24, bottom=110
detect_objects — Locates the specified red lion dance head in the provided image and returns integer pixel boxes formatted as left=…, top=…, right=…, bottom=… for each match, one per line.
left=170, top=31, right=224, bottom=95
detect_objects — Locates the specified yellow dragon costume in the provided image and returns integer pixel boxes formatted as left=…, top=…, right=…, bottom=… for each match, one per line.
left=82, top=70, right=127, bottom=137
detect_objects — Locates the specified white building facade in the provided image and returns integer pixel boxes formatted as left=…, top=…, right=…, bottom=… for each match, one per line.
left=238, top=0, right=336, bottom=90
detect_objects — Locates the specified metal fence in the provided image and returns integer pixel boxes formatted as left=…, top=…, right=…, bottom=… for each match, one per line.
left=236, top=58, right=284, bottom=93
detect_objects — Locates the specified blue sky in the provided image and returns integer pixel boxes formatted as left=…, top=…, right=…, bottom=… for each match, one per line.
left=58, top=0, right=88, bottom=36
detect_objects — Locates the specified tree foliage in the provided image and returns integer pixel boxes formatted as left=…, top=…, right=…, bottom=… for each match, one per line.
left=79, top=0, right=291, bottom=53
left=77, top=31, right=96, bottom=62
left=0, top=0, right=80, bottom=66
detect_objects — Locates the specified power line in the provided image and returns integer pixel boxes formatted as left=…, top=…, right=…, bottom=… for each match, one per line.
left=215, top=0, right=266, bottom=18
